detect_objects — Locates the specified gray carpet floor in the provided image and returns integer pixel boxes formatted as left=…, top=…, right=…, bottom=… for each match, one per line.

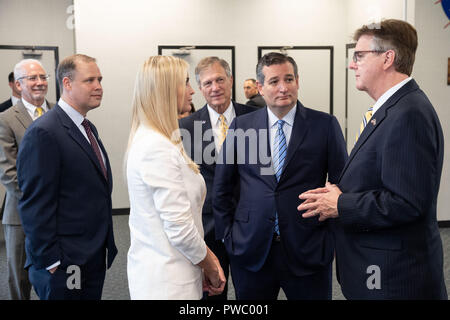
left=1, top=214, right=449, bottom=300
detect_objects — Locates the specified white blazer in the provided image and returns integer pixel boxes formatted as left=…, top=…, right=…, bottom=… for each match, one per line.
left=126, top=125, right=207, bottom=299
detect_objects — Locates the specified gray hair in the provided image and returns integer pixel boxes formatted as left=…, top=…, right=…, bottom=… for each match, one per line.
left=194, top=56, right=232, bottom=87
left=13, top=59, right=45, bottom=81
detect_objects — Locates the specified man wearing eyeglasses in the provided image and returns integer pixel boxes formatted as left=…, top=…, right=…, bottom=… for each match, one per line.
left=0, top=59, right=54, bottom=299
left=298, top=19, right=447, bottom=299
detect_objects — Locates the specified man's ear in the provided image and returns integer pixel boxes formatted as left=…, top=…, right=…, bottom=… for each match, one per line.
left=14, top=80, right=22, bottom=93
left=256, top=81, right=263, bottom=95
left=383, top=50, right=396, bottom=70
left=62, top=77, right=72, bottom=91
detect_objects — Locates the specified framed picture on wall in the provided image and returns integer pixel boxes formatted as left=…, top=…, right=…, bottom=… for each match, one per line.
left=158, top=45, right=235, bottom=110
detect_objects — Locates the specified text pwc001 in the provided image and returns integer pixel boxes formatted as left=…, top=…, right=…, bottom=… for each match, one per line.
left=178, top=303, right=270, bottom=318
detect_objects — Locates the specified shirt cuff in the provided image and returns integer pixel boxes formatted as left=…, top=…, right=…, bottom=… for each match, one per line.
left=46, top=261, right=61, bottom=270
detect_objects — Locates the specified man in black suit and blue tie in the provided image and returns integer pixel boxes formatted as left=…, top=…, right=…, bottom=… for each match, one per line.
left=179, top=57, right=256, bottom=300
left=17, top=54, right=117, bottom=300
left=213, top=52, right=347, bottom=299
left=299, top=19, right=448, bottom=300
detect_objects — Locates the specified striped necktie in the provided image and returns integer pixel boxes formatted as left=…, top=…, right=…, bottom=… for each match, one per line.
left=355, top=106, right=373, bottom=143
left=273, top=120, right=286, bottom=235
left=81, top=119, right=108, bottom=179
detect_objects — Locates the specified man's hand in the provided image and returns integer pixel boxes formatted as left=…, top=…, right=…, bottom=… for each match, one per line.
left=297, top=182, right=342, bottom=221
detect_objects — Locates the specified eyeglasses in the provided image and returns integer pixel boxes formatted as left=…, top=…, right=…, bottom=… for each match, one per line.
left=352, top=50, right=386, bottom=63
left=16, top=74, right=50, bottom=82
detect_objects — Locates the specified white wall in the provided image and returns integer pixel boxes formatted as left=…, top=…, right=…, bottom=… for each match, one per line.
left=0, top=0, right=75, bottom=62
left=74, top=0, right=349, bottom=209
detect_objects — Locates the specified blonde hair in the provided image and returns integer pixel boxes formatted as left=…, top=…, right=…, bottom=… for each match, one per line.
left=127, top=56, right=199, bottom=173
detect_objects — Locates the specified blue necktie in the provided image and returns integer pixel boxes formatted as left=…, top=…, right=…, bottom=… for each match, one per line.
left=273, top=120, right=286, bottom=235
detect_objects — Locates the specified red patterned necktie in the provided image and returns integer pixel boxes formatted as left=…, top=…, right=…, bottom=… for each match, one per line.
left=81, top=119, right=107, bottom=179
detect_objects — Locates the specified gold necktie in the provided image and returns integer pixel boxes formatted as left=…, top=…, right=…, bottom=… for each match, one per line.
left=218, top=114, right=229, bottom=146
left=355, top=106, right=373, bottom=142
left=35, top=107, right=44, bottom=118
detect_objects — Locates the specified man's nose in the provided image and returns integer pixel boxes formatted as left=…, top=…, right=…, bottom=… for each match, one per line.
left=278, top=82, right=288, bottom=92
left=211, top=81, right=220, bottom=91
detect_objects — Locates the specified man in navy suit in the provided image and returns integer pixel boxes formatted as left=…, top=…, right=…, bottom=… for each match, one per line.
left=213, top=52, right=347, bottom=300
left=17, top=54, right=117, bottom=300
left=179, top=57, right=256, bottom=300
left=299, top=19, right=447, bottom=299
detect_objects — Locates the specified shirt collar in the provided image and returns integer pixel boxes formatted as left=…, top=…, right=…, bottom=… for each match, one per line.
left=58, top=98, right=85, bottom=126
left=11, top=96, right=20, bottom=106
left=207, top=101, right=234, bottom=125
left=22, top=98, right=47, bottom=114
left=267, top=103, right=297, bottom=128
left=373, top=77, right=412, bottom=114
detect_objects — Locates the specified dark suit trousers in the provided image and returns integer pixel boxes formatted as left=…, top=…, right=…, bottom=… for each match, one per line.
left=230, top=238, right=332, bottom=300
left=3, top=224, right=31, bottom=300
left=28, top=249, right=106, bottom=300
left=203, top=231, right=230, bottom=300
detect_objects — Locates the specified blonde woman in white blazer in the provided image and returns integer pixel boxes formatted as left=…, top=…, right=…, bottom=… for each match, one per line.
left=126, top=56, right=226, bottom=300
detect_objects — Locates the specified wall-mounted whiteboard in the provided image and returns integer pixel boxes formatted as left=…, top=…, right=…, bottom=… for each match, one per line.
left=258, top=46, right=333, bottom=115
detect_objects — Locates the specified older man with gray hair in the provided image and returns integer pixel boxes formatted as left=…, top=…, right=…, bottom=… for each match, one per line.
left=0, top=59, right=54, bottom=299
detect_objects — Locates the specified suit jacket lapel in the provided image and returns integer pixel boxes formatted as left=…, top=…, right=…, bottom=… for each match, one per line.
left=14, top=99, right=55, bottom=130
left=339, top=79, right=420, bottom=181
left=91, top=123, right=113, bottom=189
left=233, top=101, right=246, bottom=116
left=279, top=102, right=308, bottom=183
left=55, top=105, right=109, bottom=183
left=254, top=108, right=277, bottom=188
left=13, top=100, right=33, bottom=130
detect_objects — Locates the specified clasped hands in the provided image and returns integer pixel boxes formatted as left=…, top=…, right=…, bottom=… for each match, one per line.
left=200, top=247, right=226, bottom=296
left=297, top=182, right=342, bottom=221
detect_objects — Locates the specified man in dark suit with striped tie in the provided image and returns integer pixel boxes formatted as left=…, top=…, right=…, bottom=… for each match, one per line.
left=299, top=19, right=447, bottom=300
left=213, top=52, right=347, bottom=299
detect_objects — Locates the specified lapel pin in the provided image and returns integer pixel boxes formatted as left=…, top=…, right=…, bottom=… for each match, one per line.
left=371, top=119, right=376, bottom=126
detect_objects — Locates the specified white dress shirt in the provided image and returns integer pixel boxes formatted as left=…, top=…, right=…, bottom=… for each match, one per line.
left=21, top=98, right=49, bottom=121
left=58, top=98, right=106, bottom=166
left=207, top=101, right=236, bottom=152
left=11, top=96, right=20, bottom=106
left=372, top=77, right=412, bottom=115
